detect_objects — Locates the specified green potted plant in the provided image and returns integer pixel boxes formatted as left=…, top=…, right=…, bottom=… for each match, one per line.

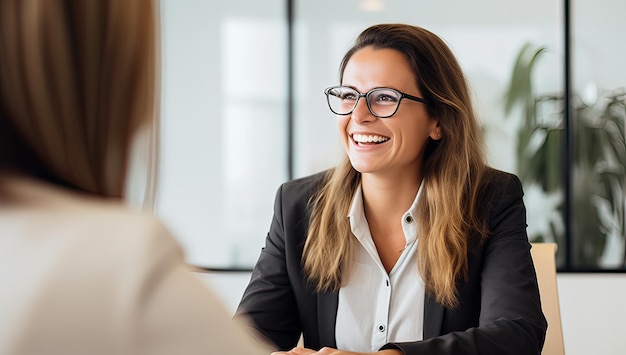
left=504, top=43, right=625, bottom=267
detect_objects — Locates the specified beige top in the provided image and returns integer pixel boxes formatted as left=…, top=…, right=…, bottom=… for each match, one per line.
left=0, top=176, right=271, bottom=355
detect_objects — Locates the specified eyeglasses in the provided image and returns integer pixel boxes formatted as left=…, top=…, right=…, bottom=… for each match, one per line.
left=324, top=85, right=427, bottom=118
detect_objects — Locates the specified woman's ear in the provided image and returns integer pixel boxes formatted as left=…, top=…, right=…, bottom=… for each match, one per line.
left=430, top=123, right=442, bottom=140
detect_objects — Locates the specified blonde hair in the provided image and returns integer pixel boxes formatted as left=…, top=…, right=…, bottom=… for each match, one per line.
left=0, top=0, right=158, bottom=202
left=303, top=24, right=490, bottom=308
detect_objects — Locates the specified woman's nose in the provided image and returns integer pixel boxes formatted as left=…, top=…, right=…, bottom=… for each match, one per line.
left=351, top=97, right=375, bottom=123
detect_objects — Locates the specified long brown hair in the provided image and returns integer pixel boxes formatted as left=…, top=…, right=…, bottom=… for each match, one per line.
left=303, top=24, right=490, bottom=308
left=0, top=0, right=158, bottom=201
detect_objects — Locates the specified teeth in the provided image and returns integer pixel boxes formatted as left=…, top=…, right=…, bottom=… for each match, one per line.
left=352, top=134, right=389, bottom=143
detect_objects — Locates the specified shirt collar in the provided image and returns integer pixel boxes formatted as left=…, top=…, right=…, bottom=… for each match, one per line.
left=348, top=180, right=424, bottom=244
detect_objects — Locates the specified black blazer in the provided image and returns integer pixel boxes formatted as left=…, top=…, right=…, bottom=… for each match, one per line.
left=236, top=169, right=547, bottom=355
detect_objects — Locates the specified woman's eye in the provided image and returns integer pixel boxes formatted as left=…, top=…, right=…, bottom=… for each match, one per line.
left=339, top=92, right=357, bottom=100
left=373, top=93, right=398, bottom=104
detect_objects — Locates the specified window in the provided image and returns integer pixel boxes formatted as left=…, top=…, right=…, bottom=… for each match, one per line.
left=158, top=0, right=287, bottom=268
left=157, top=0, right=625, bottom=271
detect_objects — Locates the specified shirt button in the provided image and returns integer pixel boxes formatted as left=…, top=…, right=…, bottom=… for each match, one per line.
left=377, top=323, right=386, bottom=332
left=404, top=215, right=413, bottom=223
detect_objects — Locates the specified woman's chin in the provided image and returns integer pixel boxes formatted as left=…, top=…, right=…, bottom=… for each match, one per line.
left=348, top=159, right=380, bottom=175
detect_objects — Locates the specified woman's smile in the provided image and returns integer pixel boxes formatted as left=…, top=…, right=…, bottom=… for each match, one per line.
left=350, top=133, right=390, bottom=145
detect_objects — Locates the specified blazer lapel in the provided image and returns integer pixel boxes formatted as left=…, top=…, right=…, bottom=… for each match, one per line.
left=316, top=291, right=338, bottom=348
left=423, top=293, right=444, bottom=339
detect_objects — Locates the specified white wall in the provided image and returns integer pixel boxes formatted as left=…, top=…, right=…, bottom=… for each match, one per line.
left=557, top=274, right=626, bottom=355
left=198, top=272, right=626, bottom=355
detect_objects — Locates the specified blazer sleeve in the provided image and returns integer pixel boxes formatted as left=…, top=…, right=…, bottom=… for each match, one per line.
left=382, top=173, right=547, bottom=355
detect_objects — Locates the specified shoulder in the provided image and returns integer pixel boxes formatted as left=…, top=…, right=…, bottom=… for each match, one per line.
left=64, top=203, right=182, bottom=278
left=84, top=207, right=181, bottom=267
left=280, top=170, right=329, bottom=194
left=479, top=168, right=527, bottom=234
left=265, top=170, right=331, bottom=231
left=483, top=168, right=522, bottom=191
left=61, top=207, right=181, bottom=287
left=480, top=168, right=524, bottom=206
left=0, top=176, right=182, bottom=283
left=55, top=192, right=179, bottom=261
left=0, top=179, right=187, bottom=352
left=275, top=170, right=329, bottom=206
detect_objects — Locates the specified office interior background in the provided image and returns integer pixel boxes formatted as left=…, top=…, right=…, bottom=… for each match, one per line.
left=151, top=1, right=625, bottom=354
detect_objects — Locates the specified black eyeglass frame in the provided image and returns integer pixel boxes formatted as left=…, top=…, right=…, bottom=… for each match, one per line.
left=324, top=85, right=428, bottom=118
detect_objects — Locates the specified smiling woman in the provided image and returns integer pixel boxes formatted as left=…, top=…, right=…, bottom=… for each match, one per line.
left=236, top=23, right=547, bottom=355
left=336, top=47, right=438, bottom=179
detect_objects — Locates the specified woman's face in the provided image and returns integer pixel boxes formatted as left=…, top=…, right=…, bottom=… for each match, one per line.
left=337, top=47, right=440, bottom=179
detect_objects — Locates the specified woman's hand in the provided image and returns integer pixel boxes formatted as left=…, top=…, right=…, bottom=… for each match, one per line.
left=271, top=347, right=402, bottom=355
left=271, top=347, right=316, bottom=355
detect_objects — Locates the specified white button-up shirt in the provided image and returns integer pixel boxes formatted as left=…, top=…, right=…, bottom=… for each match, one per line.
left=335, top=183, right=425, bottom=352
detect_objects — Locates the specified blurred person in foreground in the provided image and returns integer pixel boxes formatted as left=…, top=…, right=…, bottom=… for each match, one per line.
left=236, top=24, right=547, bottom=355
left=0, top=1, right=271, bottom=354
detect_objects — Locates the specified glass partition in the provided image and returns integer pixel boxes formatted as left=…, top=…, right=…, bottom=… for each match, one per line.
left=158, top=0, right=626, bottom=271
left=571, top=0, right=626, bottom=268
left=158, top=0, right=288, bottom=268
